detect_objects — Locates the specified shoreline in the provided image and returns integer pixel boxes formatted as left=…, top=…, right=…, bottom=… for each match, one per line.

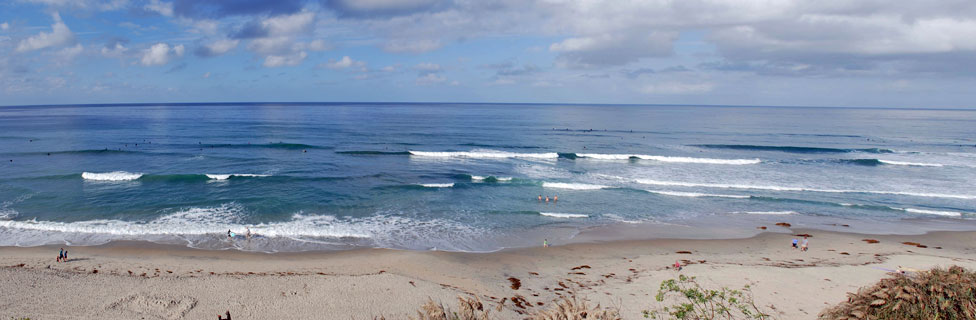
left=3, top=228, right=976, bottom=319
left=4, top=212, right=975, bottom=254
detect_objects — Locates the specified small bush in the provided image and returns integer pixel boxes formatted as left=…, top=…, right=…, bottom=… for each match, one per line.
left=819, top=265, right=976, bottom=319
left=644, top=275, right=771, bottom=319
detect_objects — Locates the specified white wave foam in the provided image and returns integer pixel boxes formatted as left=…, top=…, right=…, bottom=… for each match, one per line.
left=878, top=160, right=944, bottom=167
left=743, top=211, right=798, bottom=215
left=901, top=208, right=962, bottom=217
left=471, top=176, right=513, bottom=182
left=419, top=183, right=454, bottom=188
left=82, top=171, right=143, bottom=181
left=632, top=179, right=976, bottom=200
left=409, top=150, right=558, bottom=159
left=0, top=203, right=371, bottom=239
left=540, top=212, right=588, bottom=218
left=206, top=173, right=270, bottom=180
left=577, top=153, right=760, bottom=165
left=645, top=190, right=750, bottom=199
left=543, top=182, right=610, bottom=190
left=604, top=213, right=642, bottom=224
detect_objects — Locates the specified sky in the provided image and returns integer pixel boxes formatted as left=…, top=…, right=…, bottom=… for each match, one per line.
left=1, top=0, right=975, bottom=108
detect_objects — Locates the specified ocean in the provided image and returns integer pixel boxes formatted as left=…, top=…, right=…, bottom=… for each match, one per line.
left=1, top=103, right=974, bottom=252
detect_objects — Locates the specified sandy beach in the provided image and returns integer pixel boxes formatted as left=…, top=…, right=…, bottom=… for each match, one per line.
left=2, top=228, right=975, bottom=319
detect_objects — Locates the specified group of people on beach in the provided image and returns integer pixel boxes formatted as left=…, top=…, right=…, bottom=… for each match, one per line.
left=792, top=236, right=810, bottom=251
left=537, top=195, right=558, bottom=203
left=227, top=227, right=253, bottom=240
left=56, top=247, right=68, bottom=262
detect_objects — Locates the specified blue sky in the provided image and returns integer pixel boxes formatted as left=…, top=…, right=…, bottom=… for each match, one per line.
left=1, top=0, right=975, bottom=107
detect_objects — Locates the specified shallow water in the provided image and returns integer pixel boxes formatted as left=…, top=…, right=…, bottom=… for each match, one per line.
left=1, top=103, right=974, bottom=252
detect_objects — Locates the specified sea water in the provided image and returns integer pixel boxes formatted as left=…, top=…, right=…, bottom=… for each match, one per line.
left=0, top=103, right=974, bottom=252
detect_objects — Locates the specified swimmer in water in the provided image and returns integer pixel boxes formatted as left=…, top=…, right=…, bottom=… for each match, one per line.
left=538, top=195, right=542, bottom=201
left=553, top=195, right=558, bottom=202
left=545, top=196, right=550, bottom=202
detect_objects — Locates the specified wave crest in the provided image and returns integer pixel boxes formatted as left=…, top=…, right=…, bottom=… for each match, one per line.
left=81, top=171, right=143, bottom=181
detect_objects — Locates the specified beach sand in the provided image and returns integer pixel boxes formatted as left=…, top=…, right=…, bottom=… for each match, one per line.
left=2, top=229, right=975, bottom=319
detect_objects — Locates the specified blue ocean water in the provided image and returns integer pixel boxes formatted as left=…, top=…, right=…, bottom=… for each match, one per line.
left=1, top=103, right=974, bottom=252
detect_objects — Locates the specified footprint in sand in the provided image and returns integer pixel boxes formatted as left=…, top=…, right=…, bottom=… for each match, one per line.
left=106, top=293, right=198, bottom=320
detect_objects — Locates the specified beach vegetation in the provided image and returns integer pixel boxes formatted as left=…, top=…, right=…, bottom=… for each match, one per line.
left=405, top=295, right=620, bottom=320
left=643, top=275, right=772, bottom=319
left=818, top=265, right=976, bottom=320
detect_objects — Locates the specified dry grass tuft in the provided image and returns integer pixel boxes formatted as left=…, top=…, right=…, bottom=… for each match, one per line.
left=410, top=295, right=620, bottom=320
left=411, top=296, right=491, bottom=320
left=531, top=296, right=621, bottom=320
left=819, top=265, right=976, bottom=319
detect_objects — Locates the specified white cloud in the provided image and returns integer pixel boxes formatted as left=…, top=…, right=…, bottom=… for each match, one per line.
left=1, top=22, right=9, bottom=31
left=263, top=51, right=307, bottom=67
left=140, top=43, right=184, bottom=66
left=307, top=39, right=332, bottom=51
left=639, top=81, right=714, bottom=95
left=144, top=0, right=173, bottom=17
left=55, top=43, right=84, bottom=62
left=383, top=39, right=441, bottom=53
left=262, top=11, right=315, bottom=36
left=415, top=62, right=441, bottom=72
left=324, top=56, right=365, bottom=69
left=16, top=12, right=74, bottom=52
left=549, top=31, right=677, bottom=68
left=415, top=72, right=446, bottom=85
left=200, top=39, right=239, bottom=56
left=202, top=72, right=210, bottom=78
left=101, top=42, right=128, bottom=58
left=23, top=0, right=128, bottom=11
left=330, top=0, right=443, bottom=15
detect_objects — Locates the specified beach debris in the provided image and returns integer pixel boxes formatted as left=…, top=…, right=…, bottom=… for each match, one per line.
left=508, top=277, right=522, bottom=290
left=511, top=295, right=530, bottom=309
left=862, top=239, right=880, bottom=244
left=675, top=251, right=692, bottom=254
left=757, top=226, right=767, bottom=230
left=902, top=242, right=930, bottom=248
left=528, top=272, right=539, bottom=276
left=409, top=281, right=416, bottom=287
left=775, top=222, right=792, bottom=227
left=840, top=252, right=850, bottom=255
left=795, top=233, right=813, bottom=238
left=570, top=265, right=590, bottom=270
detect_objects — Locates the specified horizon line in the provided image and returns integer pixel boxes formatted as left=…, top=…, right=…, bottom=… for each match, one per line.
left=1, top=101, right=974, bottom=111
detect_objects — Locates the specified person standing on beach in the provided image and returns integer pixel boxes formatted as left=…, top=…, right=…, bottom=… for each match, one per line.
left=792, top=238, right=798, bottom=249
left=63, top=249, right=68, bottom=262
left=543, top=239, right=549, bottom=248
left=801, top=237, right=809, bottom=251
left=57, top=248, right=64, bottom=262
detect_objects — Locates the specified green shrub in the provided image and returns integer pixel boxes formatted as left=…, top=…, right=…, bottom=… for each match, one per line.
left=644, top=275, right=771, bottom=319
